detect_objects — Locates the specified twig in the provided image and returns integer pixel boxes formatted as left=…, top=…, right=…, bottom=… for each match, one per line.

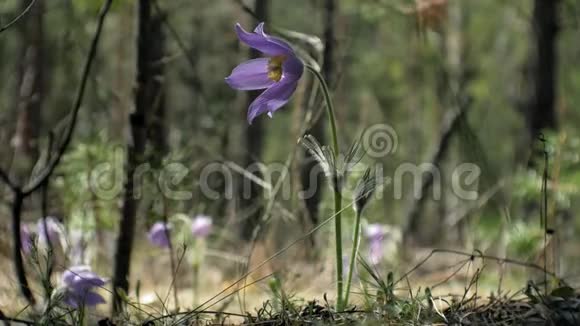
left=0, top=169, right=16, bottom=191
left=22, top=0, right=113, bottom=196
left=0, top=0, right=37, bottom=34
left=3, top=0, right=113, bottom=306
left=395, top=249, right=558, bottom=286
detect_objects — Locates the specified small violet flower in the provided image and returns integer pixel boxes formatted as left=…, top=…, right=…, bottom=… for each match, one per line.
left=37, top=216, right=66, bottom=249
left=225, top=22, right=304, bottom=124
left=364, top=224, right=388, bottom=266
left=191, top=215, right=212, bottom=238
left=61, top=265, right=106, bottom=308
left=21, top=225, right=34, bottom=253
left=147, top=222, right=171, bottom=248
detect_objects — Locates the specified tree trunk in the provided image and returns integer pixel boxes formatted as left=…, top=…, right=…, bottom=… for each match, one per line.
left=239, top=0, right=269, bottom=241
left=525, top=0, right=560, bottom=165
left=12, top=0, right=45, bottom=180
left=146, top=12, right=168, bottom=166
left=112, top=0, right=160, bottom=313
left=300, top=0, right=336, bottom=232
left=11, top=190, right=35, bottom=304
left=404, top=0, right=471, bottom=245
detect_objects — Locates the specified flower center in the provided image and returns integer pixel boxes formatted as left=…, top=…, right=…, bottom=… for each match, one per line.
left=267, top=55, right=286, bottom=82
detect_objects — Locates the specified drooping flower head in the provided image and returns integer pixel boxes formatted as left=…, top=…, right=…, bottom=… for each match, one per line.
left=225, top=23, right=304, bottom=124
left=37, top=216, right=66, bottom=249
left=191, top=215, right=212, bottom=238
left=364, top=224, right=388, bottom=265
left=61, top=265, right=106, bottom=308
left=147, top=222, right=171, bottom=248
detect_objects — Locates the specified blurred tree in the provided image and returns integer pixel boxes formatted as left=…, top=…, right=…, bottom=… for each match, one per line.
left=404, top=0, right=473, bottom=245
left=146, top=10, right=168, bottom=164
left=112, top=0, right=165, bottom=313
left=11, top=0, right=45, bottom=180
left=240, top=0, right=269, bottom=241
left=524, top=0, right=561, bottom=166
left=299, top=0, right=337, bottom=239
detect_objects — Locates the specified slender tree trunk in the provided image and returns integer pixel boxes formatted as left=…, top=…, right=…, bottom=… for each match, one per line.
left=11, top=190, right=35, bottom=305
left=300, top=0, right=336, bottom=232
left=404, top=0, right=471, bottom=245
left=525, top=0, right=560, bottom=165
left=8, top=0, right=45, bottom=306
left=240, top=0, right=269, bottom=241
left=146, top=12, right=168, bottom=165
left=111, top=5, right=133, bottom=141
left=112, top=0, right=158, bottom=313
left=12, top=0, right=45, bottom=180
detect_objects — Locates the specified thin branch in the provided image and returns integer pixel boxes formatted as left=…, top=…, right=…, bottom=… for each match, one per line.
left=0, top=0, right=37, bottom=34
left=395, top=248, right=558, bottom=286
left=0, top=169, right=16, bottom=191
left=22, top=0, right=114, bottom=195
left=151, top=0, right=197, bottom=70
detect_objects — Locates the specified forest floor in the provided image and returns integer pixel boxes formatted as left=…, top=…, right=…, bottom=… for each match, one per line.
left=1, top=244, right=579, bottom=325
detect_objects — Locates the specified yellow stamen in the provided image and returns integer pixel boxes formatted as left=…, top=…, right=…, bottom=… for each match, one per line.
left=267, top=55, right=286, bottom=82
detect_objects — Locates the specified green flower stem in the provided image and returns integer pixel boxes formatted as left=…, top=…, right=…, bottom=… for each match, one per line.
left=306, top=65, right=343, bottom=310
left=343, top=211, right=362, bottom=307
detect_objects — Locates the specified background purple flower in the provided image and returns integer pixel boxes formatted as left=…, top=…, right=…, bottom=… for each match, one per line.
left=364, top=224, right=387, bottom=265
left=61, top=265, right=106, bottom=308
left=148, top=222, right=171, bottom=248
left=225, top=22, right=304, bottom=124
left=191, top=215, right=212, bottom=238
left=20, top=225, right=34, bottom=253
left=37, top=216, right=66, bottom=249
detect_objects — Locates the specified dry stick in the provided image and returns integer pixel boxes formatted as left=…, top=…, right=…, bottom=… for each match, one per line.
left=161, top=199, right=180, bottom=310
left=162, top=243, right=186, bottom=312
left=540, top=134, right=549, bottom=295
left=395, top=248, right=558, bottom=287
left=0, top=169, right=16, bottom=191
left=0, top=0, right=37, bottom=34
left=40, top=132, right=55, bottom=296
left=11, top=189, right=34, bottom=304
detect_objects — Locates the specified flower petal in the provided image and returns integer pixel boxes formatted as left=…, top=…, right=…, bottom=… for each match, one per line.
left=191, top=215, right=213, bottom=238
left=282, top=55, right=304, bottom=80
left=82, top=291, right=106, bottom=306
left=147, top=222, right=171, bottom=248
left=253, top=22, right=297, bottom=55
left=247, top=79, right=298, bottom=124
left=235, top=23, right=293, bottom=56
left=225, top=58, right=274, bottom=90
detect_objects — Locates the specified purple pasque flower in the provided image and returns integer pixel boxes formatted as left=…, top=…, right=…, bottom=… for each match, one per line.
left=147, top=222, right=171, bottom=248
left=61, top=265, right=106, bottom=308
left=191, top=215, right=212, bottom=238
left=21, top=225, right=34, bottom=253
left=364, top=224, right=388, bottom=265
left=225, top=22, right=304, bottom=124
left=37, top=216, right=66, bottom=249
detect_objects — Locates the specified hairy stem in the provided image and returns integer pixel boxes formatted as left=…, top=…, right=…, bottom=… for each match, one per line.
left=306, top=65, right=343, bottom=309
left=343, top=211, right=362, bottom=306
